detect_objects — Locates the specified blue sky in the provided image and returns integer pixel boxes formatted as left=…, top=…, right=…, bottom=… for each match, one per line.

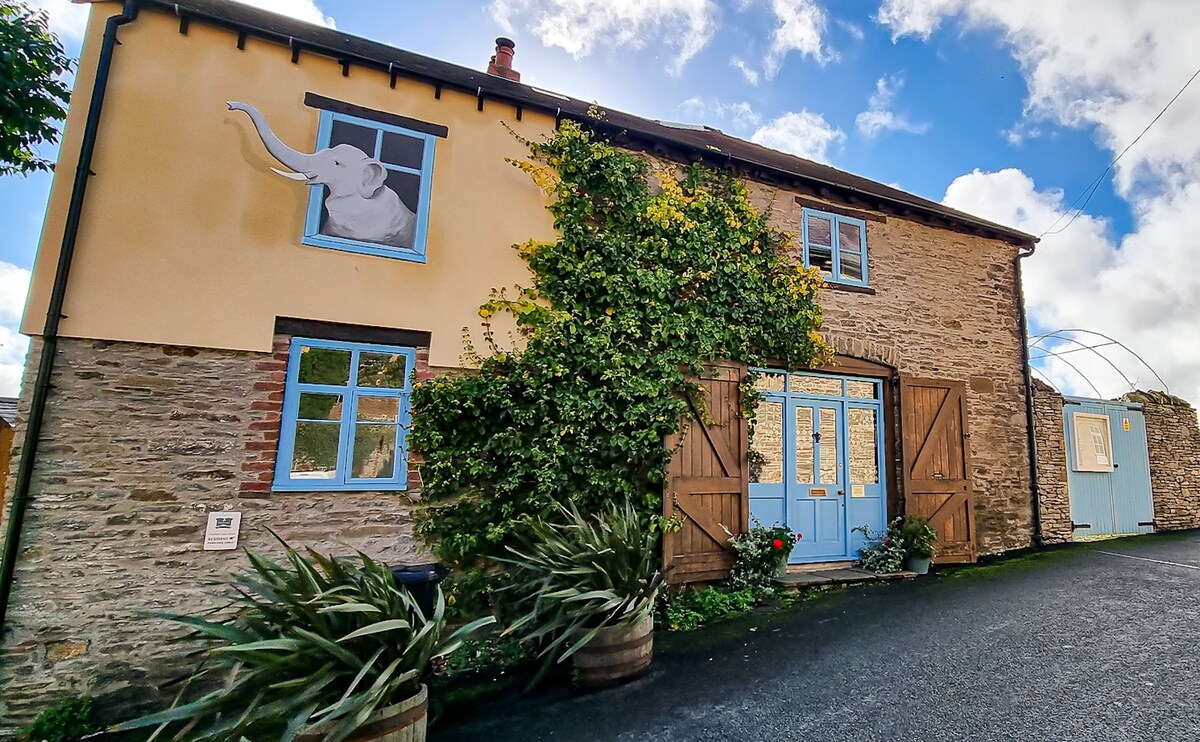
left=6, top=0, right=1200, bottom=401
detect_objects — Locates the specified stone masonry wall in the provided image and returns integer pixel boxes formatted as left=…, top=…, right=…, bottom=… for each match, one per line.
left=0, top=336, right=431, bottom=731
left=740, top=183, right=1034, bottom=556
left=1031, top=380, right=1072, bottom=544
left=1126, top=390, right=1200, bottom=531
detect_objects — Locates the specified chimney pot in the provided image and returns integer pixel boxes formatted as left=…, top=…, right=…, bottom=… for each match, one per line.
left=488, top=37, right=520, bottom=82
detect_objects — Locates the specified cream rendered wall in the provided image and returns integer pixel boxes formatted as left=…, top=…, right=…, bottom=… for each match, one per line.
left=23, top=3, right=555, bottom=368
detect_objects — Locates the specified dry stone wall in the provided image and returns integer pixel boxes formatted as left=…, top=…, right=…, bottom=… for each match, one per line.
left=1031, top=381, right=1072, bottom=544
left=0, top=336, right=429, bottom=731
left=1125, top=390, right=1200, bottom=531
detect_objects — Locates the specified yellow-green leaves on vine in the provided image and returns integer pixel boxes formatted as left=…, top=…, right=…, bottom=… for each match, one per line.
left=411, top=119, right=832, bottom=568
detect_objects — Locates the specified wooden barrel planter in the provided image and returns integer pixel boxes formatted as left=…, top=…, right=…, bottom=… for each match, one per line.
left=296, top=684, right=428, bottom=742
left=572, top=613, right=654, bottom=688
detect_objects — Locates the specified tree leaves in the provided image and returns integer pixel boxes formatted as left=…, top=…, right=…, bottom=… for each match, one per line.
left=0, top=1, right=73, bottom=176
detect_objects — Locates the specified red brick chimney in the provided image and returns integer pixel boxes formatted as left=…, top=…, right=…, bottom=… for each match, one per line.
left=487, top=37, right=520, bottom=82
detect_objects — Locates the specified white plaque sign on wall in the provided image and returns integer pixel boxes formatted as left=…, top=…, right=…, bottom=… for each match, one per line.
left=203, top=511, right=242, bottom=551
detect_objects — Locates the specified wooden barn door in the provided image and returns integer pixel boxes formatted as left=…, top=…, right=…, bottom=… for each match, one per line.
left=900, top=378, right=976, bottom=563
left=663, top=361, right=749, bottom=585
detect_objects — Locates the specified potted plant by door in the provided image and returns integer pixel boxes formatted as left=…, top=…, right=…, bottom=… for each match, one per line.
left=901, top=515, right=937, bottom=574
left=499, top=499, right=663, bottom=689
left=110, top=535, right=493, bottom=742
left=727, top=519, right=800, bottom=588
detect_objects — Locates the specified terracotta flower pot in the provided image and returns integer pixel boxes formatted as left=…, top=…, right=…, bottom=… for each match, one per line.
left=296, top=684, right=428, bottom=742
left=572, top=613, right=654, bottom=689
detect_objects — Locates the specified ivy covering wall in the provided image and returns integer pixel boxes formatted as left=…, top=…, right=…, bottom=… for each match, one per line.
left=410, top=117, right=832, bottom=568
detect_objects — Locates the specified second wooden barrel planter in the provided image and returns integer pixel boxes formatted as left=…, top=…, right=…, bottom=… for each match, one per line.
left=572, top=613, right=655, bottom=688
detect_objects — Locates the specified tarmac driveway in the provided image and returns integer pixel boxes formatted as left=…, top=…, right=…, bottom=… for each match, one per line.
left=435, top=531, right=1200, bottom=741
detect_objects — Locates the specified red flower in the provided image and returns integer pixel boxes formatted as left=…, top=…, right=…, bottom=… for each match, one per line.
left=796, top=533, right=803, bottom=540
left=772, top=538, right=784, bottom=549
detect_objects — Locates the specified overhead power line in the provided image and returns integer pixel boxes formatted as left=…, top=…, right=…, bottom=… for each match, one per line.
left=1037, top=62, right=1200, bottom=239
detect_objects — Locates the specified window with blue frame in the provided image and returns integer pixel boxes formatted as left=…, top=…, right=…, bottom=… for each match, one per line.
left=274, top=338, right=415, bottom=491
left=800, top=208, right=869, bottom=286
left=304, top=109, right=437, bottom=262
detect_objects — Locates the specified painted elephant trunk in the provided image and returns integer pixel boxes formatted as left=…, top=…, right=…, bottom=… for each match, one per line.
left=227, top=101, right=314, bottom=175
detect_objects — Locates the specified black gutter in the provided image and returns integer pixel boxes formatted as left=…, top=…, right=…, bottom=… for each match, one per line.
left=1015, top=245, right=1043, bottom=547
left=0, top=0, right=142, bottom=635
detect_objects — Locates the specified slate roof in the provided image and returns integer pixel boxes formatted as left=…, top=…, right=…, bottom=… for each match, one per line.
left=0, top=397, right=17, bottom=426
left=143, top=0, right=1037, bottom=246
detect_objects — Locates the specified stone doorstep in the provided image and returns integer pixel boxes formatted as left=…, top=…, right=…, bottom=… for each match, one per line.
left=774, top=567, right=917, bottom=590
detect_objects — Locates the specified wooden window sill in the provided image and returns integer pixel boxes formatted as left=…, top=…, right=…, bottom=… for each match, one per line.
left=824, top=282, right=876, bottom=295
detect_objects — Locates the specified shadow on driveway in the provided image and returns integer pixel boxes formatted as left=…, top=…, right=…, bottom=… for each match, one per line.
left=434, top=531, right=1200, bottom=741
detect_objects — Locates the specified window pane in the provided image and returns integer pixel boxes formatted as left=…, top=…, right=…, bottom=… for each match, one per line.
left=838, top=221, right=862, bottom=250
left=846, top=380, right=877, bottom=399
left=818, top=408, right=838, bottom=485
left=356, top=396, right=400, bottom=422
left=380, top=132, right=424, bottom=170
left=840, top=249, right=863, bottom=281
left=298, top=392, right=343, bottom=421
left=809, top=244, right=833, bottom=275
left=385, top=170, right=422, bottom=217
left=750, top=400, right=784, bottom=484
left=291, top=421, right=341, bottom=479
left=351, top=424, right=397, bottom=479
left=848, top=407, right=879, bottom=484
left=330, top=119, right=378, bottom=156
left=358, top=352, right=408, bottom=389
left=806, top=214, right=832, bottom=246
left=791, top=375, right=841, bottom=396
left=795, top=406, right=814, bottom=485
left=298, top=347, right=351, bottom=386
left=754, top=372, right=786, bottom=393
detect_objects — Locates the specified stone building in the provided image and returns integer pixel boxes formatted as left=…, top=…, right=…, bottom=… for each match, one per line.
left=0, top=0, right=1042, bottom=729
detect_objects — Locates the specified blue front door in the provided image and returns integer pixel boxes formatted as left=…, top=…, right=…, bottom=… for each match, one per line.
left=749, top=371, right=887, bottom=563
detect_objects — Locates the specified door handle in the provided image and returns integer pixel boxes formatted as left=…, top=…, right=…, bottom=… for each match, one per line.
left=837, top=489, right=845, bottom=495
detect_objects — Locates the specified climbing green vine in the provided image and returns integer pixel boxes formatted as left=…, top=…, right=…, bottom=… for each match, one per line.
left=410, top=116, right=832, bottom=569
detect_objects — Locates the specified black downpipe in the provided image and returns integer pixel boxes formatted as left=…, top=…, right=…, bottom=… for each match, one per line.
left=0, top=0, right=141, bottom=635
left=1015, top=244, right=1043, bottom=547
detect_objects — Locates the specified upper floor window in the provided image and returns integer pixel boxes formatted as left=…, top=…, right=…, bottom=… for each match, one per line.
left=800, top=208, right=869, bottom=287
left=273, top=338, right=415, bottom=491
left=303, top=109, right=437, bottom=263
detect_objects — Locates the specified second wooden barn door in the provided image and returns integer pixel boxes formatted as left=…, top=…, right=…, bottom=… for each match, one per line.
left=663, top=362, right=749, bottom=585
left=901, top=378, right=976, bottom=563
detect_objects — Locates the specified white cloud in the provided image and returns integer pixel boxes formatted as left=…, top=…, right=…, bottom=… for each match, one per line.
left=879, top=1, right=1200, bottom=405
left=28, top=0, right=334, bottom=41
left=678, top=97, right=762, bottom=132
left=730, top=57, right=760, bottom=86
left=836, top=19, right=865, bottom=41
left=491, top=0, right=716, bottom=75
left=0, top=262, right=32, bottom=398
left=750, top=110, right=845, bottom=162
left=944, top=169, right=1200, bottom=402
left=855, top=75, right=929, bottom=138
left=764, top=0, right=834, bottom=78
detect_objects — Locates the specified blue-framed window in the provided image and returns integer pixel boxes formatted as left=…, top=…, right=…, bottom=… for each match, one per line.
left=303, top=109, right=437, bottom=263
left=273, top=338, right=415, bottom=491
left=800, top=208, right=869, bottom=287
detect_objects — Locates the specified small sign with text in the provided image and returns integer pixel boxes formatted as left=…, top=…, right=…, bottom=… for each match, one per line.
left=203, top=511, right=242, bottom=551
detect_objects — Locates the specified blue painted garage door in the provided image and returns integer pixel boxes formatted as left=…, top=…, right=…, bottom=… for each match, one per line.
left=749, top=371, right=887, bottom=563
left=1063, top=398, right=1154, bottom=539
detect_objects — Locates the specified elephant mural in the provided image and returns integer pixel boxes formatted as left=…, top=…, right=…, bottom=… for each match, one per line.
left=228, top=101, right=418, bottom=249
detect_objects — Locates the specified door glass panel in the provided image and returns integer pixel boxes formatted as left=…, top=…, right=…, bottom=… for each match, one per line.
left=351, top=424, right=397, bottom=479
left=846, top=380, right=877, bottom=399
left=751, top=400, right=784, bottom=484
left=792, top=375, right=841, bottom=396
left=291, top=421, right=341, bottom=479
left=848, top=407, right=879, bottom=484
left=818, top=408, right=838, bottom=484
left=754, top=372, right=786, bottom=393
left=795, top=406, right=814, bottom=484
